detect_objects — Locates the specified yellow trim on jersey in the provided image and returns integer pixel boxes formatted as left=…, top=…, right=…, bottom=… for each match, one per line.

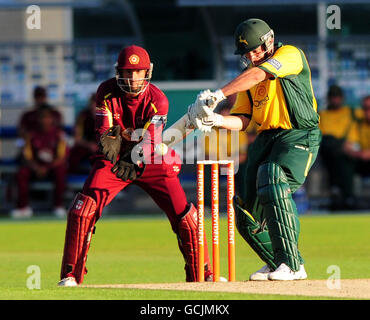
left=143, top=120, right=152, bottom=131
left=104, top=99, right=113, bottom=127
left=150, top=103, right=158, bottom=114
left=23, top=136, right=33, bottom=161
left=57, top=140, right=67, bottom=160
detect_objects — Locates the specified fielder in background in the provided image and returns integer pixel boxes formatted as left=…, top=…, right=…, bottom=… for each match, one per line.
left=188, top=18, right=322, bottom=281
left=354, top=96, right=370, bottom=177
left=344, top=95, right=370, bottom=203
left=58, top=45, right=214, bottom=286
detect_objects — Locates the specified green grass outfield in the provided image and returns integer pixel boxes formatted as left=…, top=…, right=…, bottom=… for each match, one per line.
left=0, top=213, right=369, bottom=300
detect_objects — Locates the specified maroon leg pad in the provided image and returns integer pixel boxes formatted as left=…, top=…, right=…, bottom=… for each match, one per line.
left=177, top=203, right=212, bottom=282
left=60, top=193, right=96, bottom=284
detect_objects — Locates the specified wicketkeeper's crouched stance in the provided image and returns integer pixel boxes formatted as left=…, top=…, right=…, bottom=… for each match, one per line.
left=58, top=45, right=213, bottom=286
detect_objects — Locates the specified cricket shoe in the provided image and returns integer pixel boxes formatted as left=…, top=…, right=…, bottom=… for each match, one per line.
left=58, top=276, right=78, bottom=287
left=268, top=263, right=307, bottom=281
left=249, top=264, right=273, bottom=281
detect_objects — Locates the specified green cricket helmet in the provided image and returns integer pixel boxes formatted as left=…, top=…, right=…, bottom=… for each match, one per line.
left=234, top=18, right=274, bottom=55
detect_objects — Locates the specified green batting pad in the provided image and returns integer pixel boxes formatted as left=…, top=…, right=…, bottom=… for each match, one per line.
left=234, top=196, right=277, bottom=270
left=256, top=162, right=302, bottom=271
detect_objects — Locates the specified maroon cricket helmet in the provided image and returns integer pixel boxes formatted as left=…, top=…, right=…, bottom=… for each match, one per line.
left=116, top=45, right=151, bottom=70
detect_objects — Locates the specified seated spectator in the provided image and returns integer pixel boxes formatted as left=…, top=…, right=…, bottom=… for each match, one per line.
left=19, top=86, right=62, bottom=139
left=68, top=93, right=98, bottom=174
left=319, top=85, right=359, bottom=210
left=345, top=95, right=370, bottom=177
left=10, top=109, right=69, bottom=218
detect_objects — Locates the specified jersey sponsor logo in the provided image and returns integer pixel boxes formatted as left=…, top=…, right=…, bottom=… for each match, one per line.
left=253, top=95, right=269, bottom=109
left=113, top=114, right=120, bottom=120
left=266, top=58, right=282, bottom=70
left=173, top=165, right=180, bottom=173
left=151, top=115, right=167, bottom=126
left=253, top=84, right=269, bottom=109
left=256, top=85, right=266, bottom=97
left=96, top=110, right=109, bottom=117
left=238, top=35, right=249, bottom=46
left=75, top=200, right=84, bottom=210
left=96, top=106, right=109, bottom=117
left=129, top=54, right=140, bottom=65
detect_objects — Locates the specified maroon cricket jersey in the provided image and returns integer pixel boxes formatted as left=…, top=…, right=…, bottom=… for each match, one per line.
left=95, top=78, right=168, bottom=162
left=23, top=128, right=67, bottom=167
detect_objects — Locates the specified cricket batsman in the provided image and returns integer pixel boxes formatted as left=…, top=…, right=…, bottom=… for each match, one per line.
left=187, top=19, right=322, bottom=280
left=58, top=45, right=214, bottom=286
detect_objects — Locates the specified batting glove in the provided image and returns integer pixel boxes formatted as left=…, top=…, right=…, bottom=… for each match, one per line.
left=199, top=89, right=226, bottom=108
left=193, top=106, right=225, bottom=133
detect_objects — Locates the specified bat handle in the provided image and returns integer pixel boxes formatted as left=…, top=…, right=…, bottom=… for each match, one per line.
left=206, top=97, right=217, bottom=109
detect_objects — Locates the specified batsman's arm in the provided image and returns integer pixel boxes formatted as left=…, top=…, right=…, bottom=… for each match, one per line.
left=220, top=67, right=269, bottom=97
left=220, top=114, right=250, bottom=131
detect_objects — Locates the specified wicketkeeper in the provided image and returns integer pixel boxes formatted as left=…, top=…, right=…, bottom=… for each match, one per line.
left=58, top=45, right=214, bottom=286
left=188, top=19, right=322, bottom=280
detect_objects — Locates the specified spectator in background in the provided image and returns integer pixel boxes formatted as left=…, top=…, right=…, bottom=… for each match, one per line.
left=319, top=85, right=359, bottom=210
left=10, top=108, right=69, bottom=218
left=18, top=86, right=62, bottom=139
left=345, top=96, right=370, bottom=178
left=68, top=93, right=98, bottom=174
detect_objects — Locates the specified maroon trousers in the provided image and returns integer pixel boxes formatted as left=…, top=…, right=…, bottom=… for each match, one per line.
left=16, top=164, right=67, bottom=208
left=60, top=156, right=212, bottom=282
left=82, top=157, right=188, bottom=232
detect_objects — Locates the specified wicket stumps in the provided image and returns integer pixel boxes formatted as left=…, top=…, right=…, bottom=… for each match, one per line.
left=197, top=160, right=235, bottom=282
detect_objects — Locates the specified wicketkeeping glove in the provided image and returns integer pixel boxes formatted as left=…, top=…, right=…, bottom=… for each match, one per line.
left=99, top=125, right=122, bottom=164
left=111, top=147, right=146, bottom=181
left=111, top=159, right=137, bottom=181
